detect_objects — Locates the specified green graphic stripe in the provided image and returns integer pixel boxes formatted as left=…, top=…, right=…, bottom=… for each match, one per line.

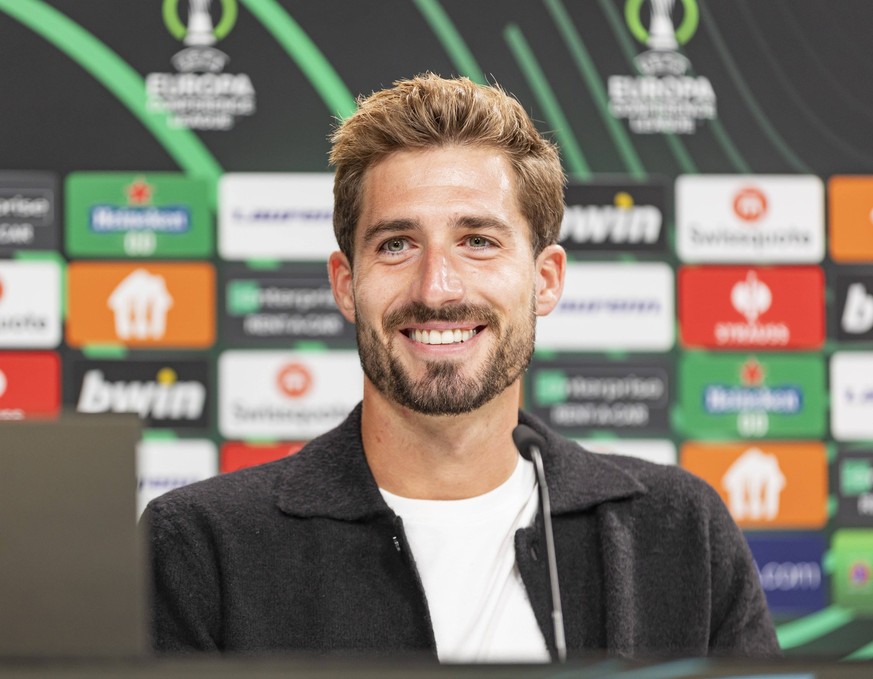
left=845, top=638, right=873, bottom=661
left=698, top=2, right=809, bottom=173
left=503, top=24, right=590, bottom=180
left=545, top=0, right=645, bottom=179
left=240, top=0, right=356, bottom=119
left=0, top=0, right=222, bottom=198
left=775, top=605, right=854, bottom=650
left=413, top=0, right=486, bottom=84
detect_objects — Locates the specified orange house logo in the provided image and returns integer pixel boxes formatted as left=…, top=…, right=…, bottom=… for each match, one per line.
left=67, top=262, right=214, bottom=348
left=681, top=442, right=827, bottom=529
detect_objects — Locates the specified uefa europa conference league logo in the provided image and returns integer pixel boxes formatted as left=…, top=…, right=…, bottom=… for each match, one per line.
left=147, top=0, right=255, bottom=130
left=609, top=0, right=716, bottom=134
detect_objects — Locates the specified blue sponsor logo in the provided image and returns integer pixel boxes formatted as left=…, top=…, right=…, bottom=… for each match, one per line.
left=747, top=535, right=825, bottom=614
left=703, top=385, right=802, bottom=414
left=89, top=205, right=191, bottom=233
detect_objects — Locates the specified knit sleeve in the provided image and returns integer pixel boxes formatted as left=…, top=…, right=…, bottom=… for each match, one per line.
left=143, top=498, right=222, bottom=652
left=704, top=484, right=781, bottom=657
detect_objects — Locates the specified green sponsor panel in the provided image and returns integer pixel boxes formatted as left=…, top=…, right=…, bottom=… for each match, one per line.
left=832, top=530, right=873, bottom=613
left=65, top=172, right=211, bottom=258
left=227, top=280, right=261, bottom=315
left=532, top=369, right=568, bottom=406
left=677, top=352, right=825, bottom=439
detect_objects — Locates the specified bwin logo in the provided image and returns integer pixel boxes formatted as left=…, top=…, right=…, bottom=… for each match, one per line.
left=842, top=283, right=873, bottom=334
left=77, top=368, right=205, bottom=420
left=560, top=192, right=661, bottom=244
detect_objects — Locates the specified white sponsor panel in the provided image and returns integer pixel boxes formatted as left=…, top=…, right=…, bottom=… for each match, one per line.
left=831, top=352, right=873, bottom=440
left=136, top=439, right=217, bottom=517
left=0, top=260, right=61, bottom=347
left=218, top=173, right=335, bottom=261
left=219, top=350, right=363, bottom=439
left=536, top=262, right=674, bottom=351
left=577, top=439, right=676, bottom=465
left=676, top=175, right=824, bottom=263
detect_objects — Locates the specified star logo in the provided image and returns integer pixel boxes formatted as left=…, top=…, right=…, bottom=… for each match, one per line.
left=740, top=358, right=765, bottom=386
left=126, top=177, right=153, bottom=205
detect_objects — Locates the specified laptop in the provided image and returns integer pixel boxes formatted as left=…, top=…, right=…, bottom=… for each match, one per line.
left=0, top=413, right=147, bottom=658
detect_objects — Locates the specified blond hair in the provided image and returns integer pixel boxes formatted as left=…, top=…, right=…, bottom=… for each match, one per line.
left=329, top=74, right=565, bottom=261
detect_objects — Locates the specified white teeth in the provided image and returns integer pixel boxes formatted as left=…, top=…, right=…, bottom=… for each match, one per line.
left=411, top=328, right=477, bottom=345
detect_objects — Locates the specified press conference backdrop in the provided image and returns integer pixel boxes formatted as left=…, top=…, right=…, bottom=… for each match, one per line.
left=2, top=0, right=873, bottom=659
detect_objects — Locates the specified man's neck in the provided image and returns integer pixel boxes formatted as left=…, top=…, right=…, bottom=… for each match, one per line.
left=360, top=380, right=521, bottom=500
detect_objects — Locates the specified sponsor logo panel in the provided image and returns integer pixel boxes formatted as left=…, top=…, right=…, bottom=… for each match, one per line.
left=0, top=260, right=62, bottom=348
left=65, top=173, right=211, bottom=257
left=136, top=439, right=217, bottom=516
left=607, top=0, right=716, bottom=134
left=835, top=274, right=873, bottom=342
left=678, top=353, right=826, bottom=439
left=67, top=262, right=215, bottom=348
left=221, top=264, right=355, bottom=345
left=526, top=358, right=670, bottom=434
left=829, top=176, right=873, bottom=262
left=676, top=175, right=824, bottom=263
left=535, top=262, right=674, bottom=351
left=0, top=352, right=60, bottom=419
left=145, top=0, right=256, bottom=131
left=679, top=266, right=825, bottom=350
left=220, top=441, right=304, bottom=473
left=0, top=171, right=58, bottom=252
left=218, top=173, right=335, bottom=261
left=71, top=359, right=210, bottom=429
left=834, top=449, right=873, bottom=526
left=576, top=439, right=676, bottom=466
left=558, top=182, right=667, bottom=254
left=830, top=352, right=873, bottom=441
left=219, top=350, right=363, bottom=439
left=681, top=442, right=827, bottom=529
left=831, top=530, right=873, bottom=613
left=746, top=535, right=826, bottom=614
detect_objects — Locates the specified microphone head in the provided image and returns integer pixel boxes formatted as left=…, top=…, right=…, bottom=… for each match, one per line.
left=512, top=424, right=546, bottom=462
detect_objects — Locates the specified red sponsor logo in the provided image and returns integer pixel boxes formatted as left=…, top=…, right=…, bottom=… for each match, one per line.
left=220, top=442, right=304, bottom=473
left=733, top=187, right=767, bottom=222
left=679, top=266, right=824, bottom=349
left=0, top=352, right=60, bottom=419
left=277, top=363, right=312, bottom=398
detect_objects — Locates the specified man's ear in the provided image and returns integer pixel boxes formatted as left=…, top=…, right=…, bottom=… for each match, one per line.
left=328, top=251, right=356, bottom=323
left=534, top=244, right=566, bottom=317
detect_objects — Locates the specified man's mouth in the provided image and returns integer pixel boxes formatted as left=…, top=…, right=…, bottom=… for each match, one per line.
left=402, top=326, right=483, bottom=345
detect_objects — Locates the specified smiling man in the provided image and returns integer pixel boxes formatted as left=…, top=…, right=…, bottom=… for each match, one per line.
left=146, top=74, right=779, bottom=660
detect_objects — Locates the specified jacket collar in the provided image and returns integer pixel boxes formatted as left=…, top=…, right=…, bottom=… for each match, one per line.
left=275, top=404, right=646, bottom=521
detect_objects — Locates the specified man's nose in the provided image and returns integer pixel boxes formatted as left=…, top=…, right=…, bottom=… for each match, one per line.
left=414, top=248, right=464, bottom=306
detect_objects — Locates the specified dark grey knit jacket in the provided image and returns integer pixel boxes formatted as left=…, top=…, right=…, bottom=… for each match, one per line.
left=145, top=405, right=779, bottom=659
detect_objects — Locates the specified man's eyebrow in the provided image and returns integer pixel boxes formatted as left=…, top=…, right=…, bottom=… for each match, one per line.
left=455, top=216, right=515, bottom=237
left=361, top=219, right=421, bottom=246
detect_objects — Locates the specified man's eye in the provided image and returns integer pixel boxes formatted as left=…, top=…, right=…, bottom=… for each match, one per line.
left=467, top=236, right=492, bottom=248
left=381, top=238, right=407, bottom=253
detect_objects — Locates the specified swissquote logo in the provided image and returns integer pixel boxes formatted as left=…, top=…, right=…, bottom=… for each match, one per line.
left=146, top=0, right=255, bottom=130
left=681, top=442, right=827, bottom=529
left=679, top=267, right=824, bottom=350
left=676, top=175, right=825, bottom=263
left=608, top=0, right=715, bottom=134
left=219, top=350, right=363, bottom=439
left=559, top=183, right=667, bottom=253
left=74, top=361, right=209, bottom=429
left=0, top=260, right=61, bottom=348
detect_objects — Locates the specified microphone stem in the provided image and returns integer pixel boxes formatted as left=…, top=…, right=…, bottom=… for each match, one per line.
left=531, top=445, right=567, bottom=662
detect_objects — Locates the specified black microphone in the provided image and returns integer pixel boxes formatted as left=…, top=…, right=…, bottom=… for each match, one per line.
left=512, top=424, right=567, bottom=662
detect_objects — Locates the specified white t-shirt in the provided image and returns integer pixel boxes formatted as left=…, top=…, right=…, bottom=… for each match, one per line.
left=379, top=456, right=550, bottom=663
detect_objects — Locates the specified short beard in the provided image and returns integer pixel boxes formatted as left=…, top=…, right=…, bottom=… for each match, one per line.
left=355, top=299, right=536, bottom=416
